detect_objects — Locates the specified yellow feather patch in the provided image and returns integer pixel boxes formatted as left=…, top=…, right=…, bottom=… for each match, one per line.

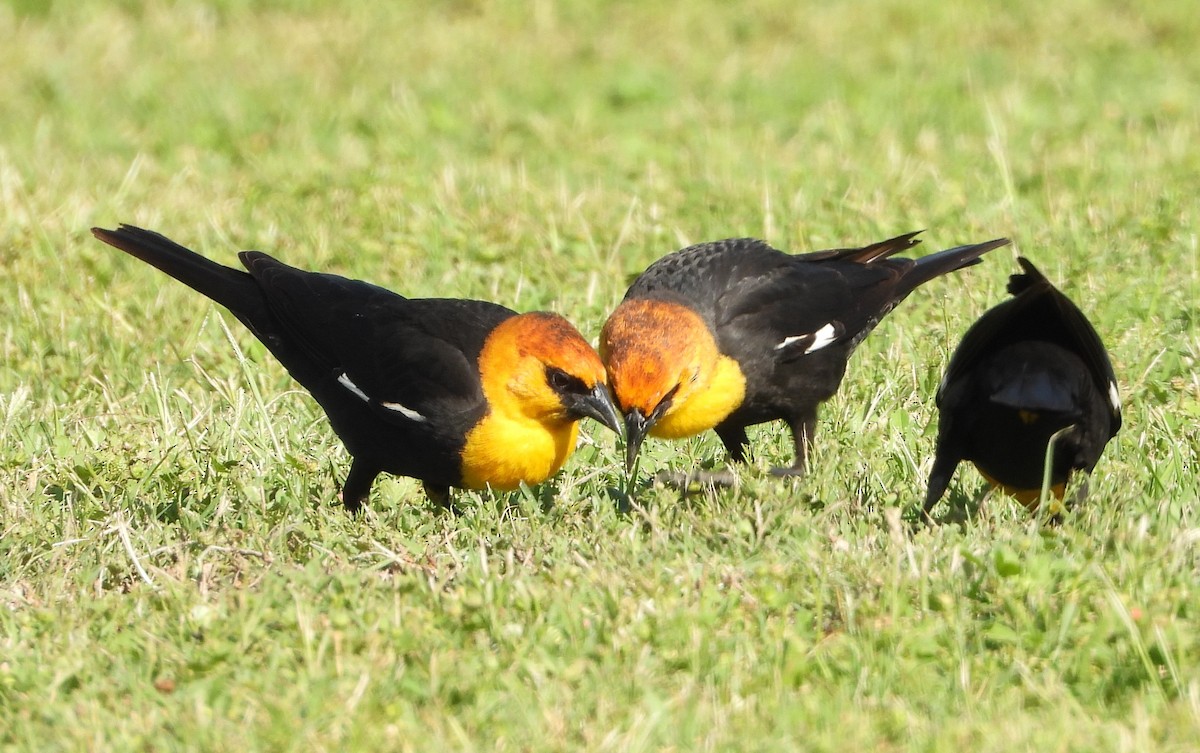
left=460, top=417, right=579, bottom=490
left=457, top=312, right=602, bottom=490
left=978, top=468, right=1066, bottom=509
left=651, top=355, right=746, bottom=438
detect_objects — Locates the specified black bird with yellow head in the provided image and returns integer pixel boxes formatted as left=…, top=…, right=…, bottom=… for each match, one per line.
left=93, top=224, right=621, bottom=511
left=601, top=232, right=1011, bottom=479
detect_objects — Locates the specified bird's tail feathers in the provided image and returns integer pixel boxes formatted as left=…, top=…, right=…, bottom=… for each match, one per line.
left=92, top=224, right=261, bottom=314
left=801, top=230, right=924, bottom=263
left=907, top=237, right=1011, bottom=288
left=845, top=230, right=925, bottom=263
left=1006, top=256, right=1052, bottom=297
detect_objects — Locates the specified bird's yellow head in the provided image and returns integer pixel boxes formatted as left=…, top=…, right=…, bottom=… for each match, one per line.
left=600, top=298, right=746, bottom=470
left=460, top=312, right=621, bottom=490
left=479, top=312, right=620, bottom=428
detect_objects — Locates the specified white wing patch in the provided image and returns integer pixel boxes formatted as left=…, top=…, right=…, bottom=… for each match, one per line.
left=805, top=323, right=839, bottom=353
left=380, top=401, right=428, bottom=422
left=1108, top=381, right=1121, bottom=412
left=337, top=372, right=427, bottom=422
left=776, top=322, right=838, bottom=355
left=337, top=372, right=370, bottom=402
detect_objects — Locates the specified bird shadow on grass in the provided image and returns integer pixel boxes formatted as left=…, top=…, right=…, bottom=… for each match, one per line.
left=912, top=483, right=1072, bottom=530
left=436, top=480, right=572, bottom=520
left=907, top=486, right=986, bottom=529
left=513, top=479, right=567, bottom=516
left=603, top=478, right=657, bottom=516
left=604, top=461, right=809, bottom=518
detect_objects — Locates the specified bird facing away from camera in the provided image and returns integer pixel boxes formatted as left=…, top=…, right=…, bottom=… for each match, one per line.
left=923, top=257, right=1121, bottom=514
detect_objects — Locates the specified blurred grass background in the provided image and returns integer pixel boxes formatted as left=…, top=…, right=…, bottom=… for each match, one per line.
left=1, top=1, right=1198, bottom=750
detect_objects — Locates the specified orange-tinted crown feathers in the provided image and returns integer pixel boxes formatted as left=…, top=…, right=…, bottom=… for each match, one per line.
left=485, top=312, right=607, bottom=400
left=600, top=298, right=745, bottom=439
left=601, top=299, right=711, bottom=415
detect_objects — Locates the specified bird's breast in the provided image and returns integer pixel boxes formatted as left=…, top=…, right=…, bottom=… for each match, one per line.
left=977, top=466, right=1066, bottom=511
left=458, top=413, right=580, bottom=490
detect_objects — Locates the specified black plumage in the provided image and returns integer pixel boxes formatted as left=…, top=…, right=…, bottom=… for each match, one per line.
left=924, top=257, right=1121, bottom=513
left=93, top=225, right=620, bottom=511
left=602, top=232, right=1011, bottom=475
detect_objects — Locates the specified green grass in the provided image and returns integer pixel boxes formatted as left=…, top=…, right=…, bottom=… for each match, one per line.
left=2, top=0, right=1199, bottom=750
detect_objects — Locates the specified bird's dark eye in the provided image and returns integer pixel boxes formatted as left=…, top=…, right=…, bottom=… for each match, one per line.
left=545, top=365, right=587, bottom=394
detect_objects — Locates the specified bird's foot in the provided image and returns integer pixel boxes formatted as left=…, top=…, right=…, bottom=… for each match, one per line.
left=423, top=484, right=457, bottom=513
left=769, top=465, right=807, bottom=479
left=654, top=468, right=739, bottom=492
left=337, top=490, right=364, bottom=514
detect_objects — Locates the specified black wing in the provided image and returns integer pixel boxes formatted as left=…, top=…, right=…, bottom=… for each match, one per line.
left=625, top=236, right=908, bottom=359
left=627, top=233, right=992, bottom=363
left=711, top=233, right=926, bottom=360
left=715, top=259, right=893, bottom=360
left=240, top=252, right=513, bottom=426
left=1009, top=258, right=1120, bottom=421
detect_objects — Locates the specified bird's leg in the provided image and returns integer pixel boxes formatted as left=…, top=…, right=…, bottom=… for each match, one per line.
left=422, top=483, right=455, bottom=511
left=921, top=452, right=959, bottom=519
left=339, top=459, right=379, bottom=513
left=716, top=424, right=750, bottom=464
left=770, top=410, right=817, bottom=477
left=1069, top=474, right=1091, bottom=507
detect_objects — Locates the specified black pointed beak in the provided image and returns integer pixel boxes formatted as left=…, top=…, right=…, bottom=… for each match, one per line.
left=624, top=408, right=650, bottom=472
left=568, top=383, right=623, bottom=437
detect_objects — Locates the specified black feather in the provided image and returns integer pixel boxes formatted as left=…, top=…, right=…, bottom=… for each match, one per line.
left=94, top=224, right=511, bottom=510
left=924, top=256, right=1120, bottom=513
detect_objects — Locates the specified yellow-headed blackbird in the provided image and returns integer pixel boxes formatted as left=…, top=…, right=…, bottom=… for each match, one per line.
left=923, top=257, right=1121, bottom=513
left=601, top=232, right=1010, bottom=476
left=92, top=225, right=621, bottom=511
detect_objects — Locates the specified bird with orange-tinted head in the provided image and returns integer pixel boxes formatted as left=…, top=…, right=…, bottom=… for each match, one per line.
left=92, top=224, right=621, bottom=511
left=602, top=232, right=1010, bottom=483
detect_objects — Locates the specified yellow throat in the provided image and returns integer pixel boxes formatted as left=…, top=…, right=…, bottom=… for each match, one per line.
left=458, top=314, right=599, bottom=490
